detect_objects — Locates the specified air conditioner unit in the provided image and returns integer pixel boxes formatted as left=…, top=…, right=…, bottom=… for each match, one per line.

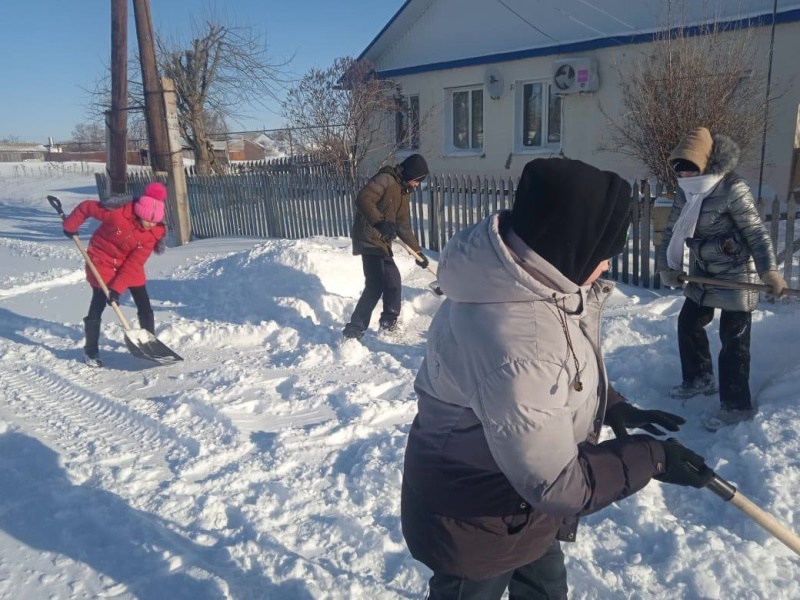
left=552, top=58, right=599, bottom=94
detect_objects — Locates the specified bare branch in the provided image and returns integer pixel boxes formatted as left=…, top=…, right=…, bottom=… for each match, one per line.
left=282, top=57, right=402, bottom=180
left=602, top=3, right=778, bottom=187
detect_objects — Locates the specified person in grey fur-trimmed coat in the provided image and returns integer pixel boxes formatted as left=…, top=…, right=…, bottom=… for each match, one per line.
left=657, top=127, right=787, bottom=431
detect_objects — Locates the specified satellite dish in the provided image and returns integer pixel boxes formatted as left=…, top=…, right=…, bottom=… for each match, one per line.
left=554, top=64, right=576, bottom=91
left=484, top=67, right=504, bottom=100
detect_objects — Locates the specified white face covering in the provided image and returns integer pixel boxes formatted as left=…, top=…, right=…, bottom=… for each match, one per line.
left=666, top=174, right=724, bottom=270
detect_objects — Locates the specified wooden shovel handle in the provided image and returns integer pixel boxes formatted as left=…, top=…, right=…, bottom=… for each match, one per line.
left=730, top=491, right=800, bottom=556
left=681, top=274, right=800, bottom=298
left=706, top=474, right=800, bottom=556
left=395, top=239, right=438, bottom=277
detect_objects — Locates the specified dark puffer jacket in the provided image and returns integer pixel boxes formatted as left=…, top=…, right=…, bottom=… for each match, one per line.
left=657, top=135, right=777, bottom=312
left=350, top=166, right=422, bottom=257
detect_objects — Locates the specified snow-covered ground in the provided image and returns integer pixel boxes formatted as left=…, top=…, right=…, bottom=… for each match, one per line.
left=1, top=163, right=799, bottom=599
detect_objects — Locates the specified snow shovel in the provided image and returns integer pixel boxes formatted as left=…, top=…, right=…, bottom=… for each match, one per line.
left=47, top=195, right=182, bottom=365
left=395, top=239, right=444, bottom=296
left=680, top=274, right=800, bottom=298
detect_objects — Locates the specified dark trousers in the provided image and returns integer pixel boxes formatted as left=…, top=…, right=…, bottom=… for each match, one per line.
left=87, top=285, right=153, bottom=320
left=678, top=297, right=752, bottom=410
left=427, top=541, right=568, bottom=600
left=346, top=255, right=401, bottom=331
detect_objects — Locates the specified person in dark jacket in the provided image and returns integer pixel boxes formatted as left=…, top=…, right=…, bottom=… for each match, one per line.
left=402, top=157, right=711, bottom=599
left=343, top=153, right=430, bottom=340
left=656, top=127, right=786, bottom=431
left=62, top=182, right=168, bottom=367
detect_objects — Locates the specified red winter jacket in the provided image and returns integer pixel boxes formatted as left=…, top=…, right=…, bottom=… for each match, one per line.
left=63, top=200, right=166, bottom=294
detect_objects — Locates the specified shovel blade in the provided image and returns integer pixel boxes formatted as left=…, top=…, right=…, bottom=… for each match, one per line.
left=124, top=328, right=183, bottom=364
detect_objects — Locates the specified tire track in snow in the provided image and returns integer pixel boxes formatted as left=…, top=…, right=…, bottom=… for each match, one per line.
left=0, top=269, right=85, bottom=298
left=0, top=365, right=197, bottom=481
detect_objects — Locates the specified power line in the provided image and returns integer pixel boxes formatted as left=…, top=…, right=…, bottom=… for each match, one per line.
left=579, top=0, right=636, bottom=32
left=494, top=0, right=560, bottom=44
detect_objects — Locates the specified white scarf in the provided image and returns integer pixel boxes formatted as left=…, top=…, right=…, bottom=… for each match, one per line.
left=666, top=174, right=724, bottom=270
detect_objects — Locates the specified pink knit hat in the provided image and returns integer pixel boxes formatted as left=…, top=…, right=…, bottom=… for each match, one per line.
left=144, top=182, right=168, bottom=201
left=134, top=183, right=166, bottom=223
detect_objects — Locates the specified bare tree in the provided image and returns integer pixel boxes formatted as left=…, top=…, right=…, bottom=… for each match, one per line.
left=67, top=121, right=106, bottom=151
left=86, top=16, right=288, bottom=174
left=282, top=57, right=401, bottom=180
left=603, top=3, right=773, bottom=187
left=158, top=20, right=288, bottom=174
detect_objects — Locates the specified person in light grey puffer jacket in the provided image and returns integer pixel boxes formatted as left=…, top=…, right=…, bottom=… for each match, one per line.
left=402, top=158, right=711, bottom=600
left=656, top=127, right=786, bottom=430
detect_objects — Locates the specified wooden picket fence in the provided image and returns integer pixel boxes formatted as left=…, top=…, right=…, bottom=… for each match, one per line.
left=95, top=170, right=800, bottom=288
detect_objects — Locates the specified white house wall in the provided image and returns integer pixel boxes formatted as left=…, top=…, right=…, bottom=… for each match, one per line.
left=368, top=19, right=800, bottom=202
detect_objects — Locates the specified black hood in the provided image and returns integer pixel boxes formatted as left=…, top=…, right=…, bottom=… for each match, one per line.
left=511, top=158, right=632, bottom=285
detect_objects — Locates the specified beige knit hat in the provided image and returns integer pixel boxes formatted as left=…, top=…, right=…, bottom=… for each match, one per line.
left=668, top=127, right=713, bottom=173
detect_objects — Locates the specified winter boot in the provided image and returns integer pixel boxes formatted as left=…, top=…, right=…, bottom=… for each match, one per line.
left=668, top=373, right=717, bottom=399
left=704, top=408, right=756, bottom=432
left=342, top=323, right=365, bottom=341
left=379, top=318, right=399, bottom=333
left=137, top=310, right=155, bottom=335
left=83, top=317, right=103, bottom=368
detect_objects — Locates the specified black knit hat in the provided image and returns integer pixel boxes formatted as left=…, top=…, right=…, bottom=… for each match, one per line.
left=399, top=154, right=429, bottom=182
left=511, top=158, right=632, bottom=285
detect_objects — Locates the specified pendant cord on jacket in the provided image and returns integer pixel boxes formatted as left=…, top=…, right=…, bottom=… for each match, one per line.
left=551, top=297, right=583, bottom=392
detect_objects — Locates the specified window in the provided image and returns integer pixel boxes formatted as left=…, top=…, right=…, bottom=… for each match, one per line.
left=446, top=86, right=483, bottom=153
left=395, top=94, right=420, bottom=150
left=516, top=81, right=562, bottom=151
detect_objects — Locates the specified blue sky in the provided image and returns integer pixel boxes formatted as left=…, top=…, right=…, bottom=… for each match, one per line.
left=0, top=0, right=403, bottom=143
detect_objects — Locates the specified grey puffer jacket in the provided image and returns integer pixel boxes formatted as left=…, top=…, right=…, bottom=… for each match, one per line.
left=350, top=165, right=421, bottom=257
left=402, top=212, right=665, bottom=579
left=656, top=135, right=777, bottom=312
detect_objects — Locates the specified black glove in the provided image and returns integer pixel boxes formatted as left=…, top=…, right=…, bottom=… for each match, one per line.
left=415, top=254, right=429, bottom=269
left=63, top=229, right=77, bottom=238
left=605, top=402, right=685, bottom=439
left=373, top=220, right=397, bottom=242
left=654, top=438, right=713, bottom=488
left=107, top=289, right=120, bottom=306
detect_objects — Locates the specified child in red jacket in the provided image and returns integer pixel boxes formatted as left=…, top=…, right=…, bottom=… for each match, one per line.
left=63, top=182, right=168, bottom=367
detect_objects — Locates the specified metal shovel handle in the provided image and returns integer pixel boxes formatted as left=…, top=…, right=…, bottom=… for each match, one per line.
left=47, top=195, right=133, bottom=331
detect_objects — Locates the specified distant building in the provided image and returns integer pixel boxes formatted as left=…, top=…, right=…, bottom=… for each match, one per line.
left=226, top=132, right=291, bottom=162
left=0, top=142, right=47, bottom=162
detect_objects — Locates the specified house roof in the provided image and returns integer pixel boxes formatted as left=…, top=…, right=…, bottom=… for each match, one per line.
left=361, top=0, right=800, bottom=77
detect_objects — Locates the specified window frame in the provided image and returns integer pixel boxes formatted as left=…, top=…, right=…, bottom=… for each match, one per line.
left=444, top=85, right=484, bottom=156
left=513, top=79, right=562, bottom=154
left=395, top=93, right=420, bottom=151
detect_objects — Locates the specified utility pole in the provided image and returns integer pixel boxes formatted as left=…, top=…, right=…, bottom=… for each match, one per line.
left=108, top=0, right=128, bottom=195
left=792, top=107, right=800, bottom=195
left=132, top=0, right=192, bottom=244
left=132, top=0, right=170, bottom=173
left=162, top=77, right=192, bottom=244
